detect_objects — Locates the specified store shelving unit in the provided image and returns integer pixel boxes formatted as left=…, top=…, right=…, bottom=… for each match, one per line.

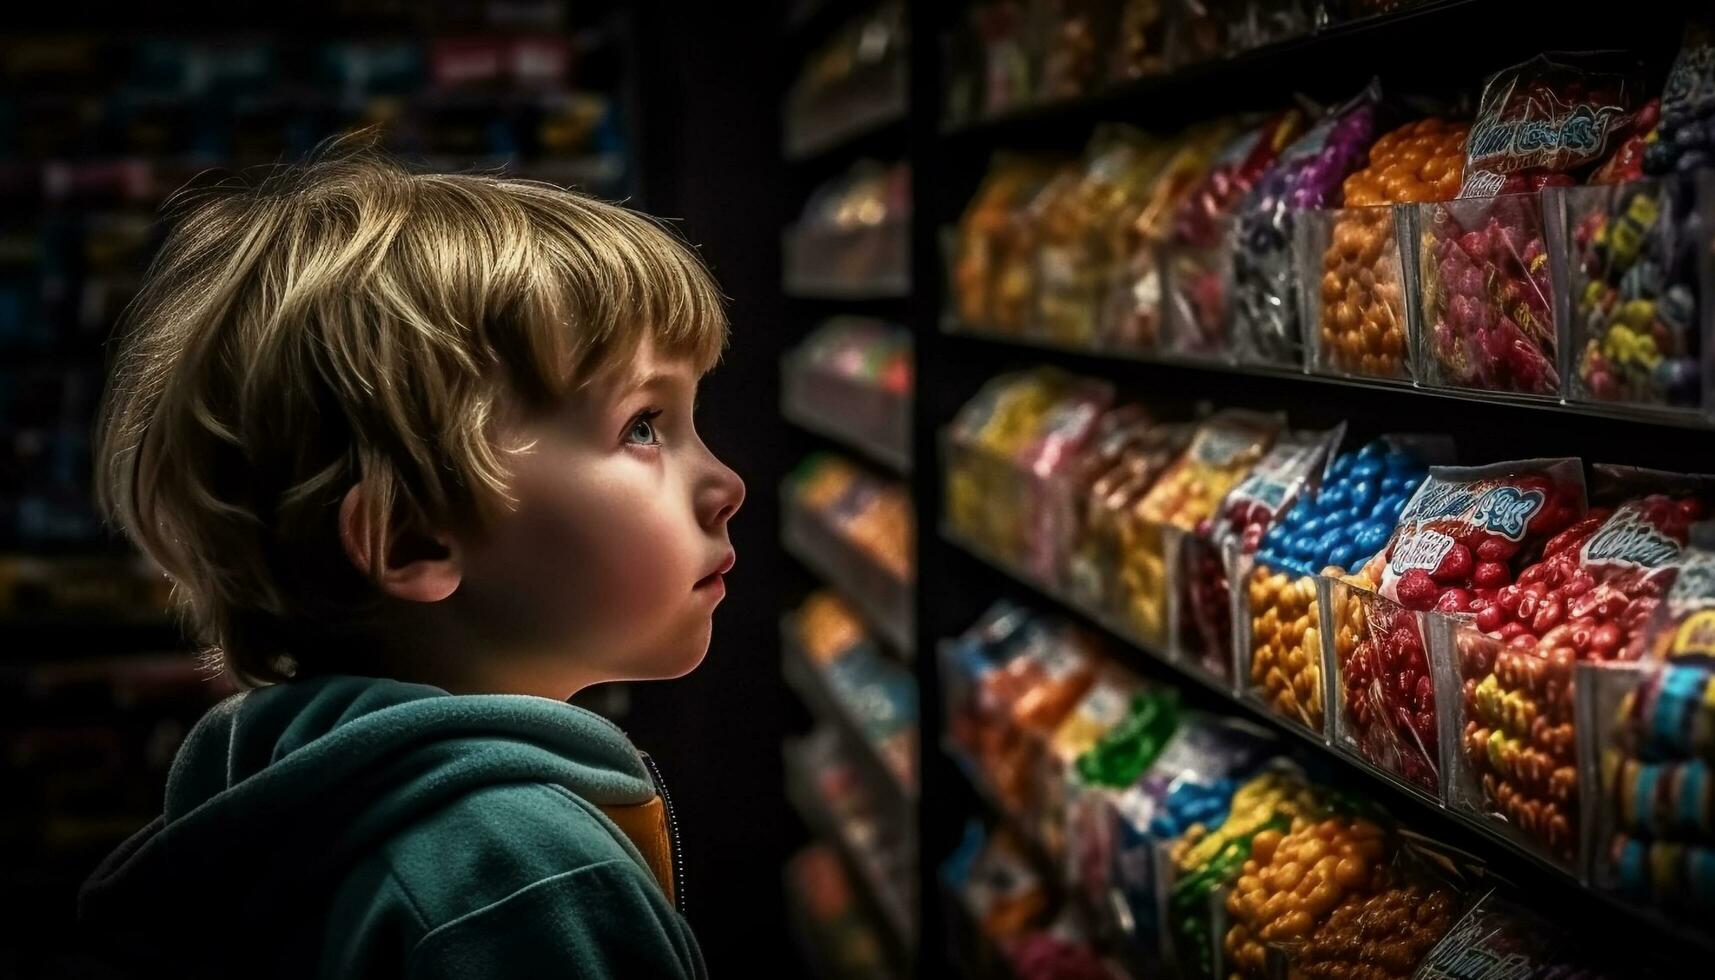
left=781, top=357, right=913, bottom=474
left=900, top=0, right=1715, bottom=977
left=782, top=491, right=916, bottom=657
left=782, top=619, right=917, bottom=810
left=786, top=735, right=917, bottom=969
left=779, top=5, right=920, bottom=977
left=780, top=1, right=1715, bottom=975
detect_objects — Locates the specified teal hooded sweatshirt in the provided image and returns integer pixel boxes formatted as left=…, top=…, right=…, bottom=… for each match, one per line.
left=78, top=674, right=706, bottom=979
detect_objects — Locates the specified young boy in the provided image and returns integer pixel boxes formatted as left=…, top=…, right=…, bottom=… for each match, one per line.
left=77, top=150, right=744, bottom=979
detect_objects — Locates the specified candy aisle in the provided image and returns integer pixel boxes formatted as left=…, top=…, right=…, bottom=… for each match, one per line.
left=0, top=4, right=643, bottom=974
left=778, top=5, right=922, bottom=978
left=782, top=0, right=1715, bottom=977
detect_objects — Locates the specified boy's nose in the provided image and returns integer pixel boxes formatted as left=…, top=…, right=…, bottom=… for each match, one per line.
left=699, top=461, right=745, bottom=530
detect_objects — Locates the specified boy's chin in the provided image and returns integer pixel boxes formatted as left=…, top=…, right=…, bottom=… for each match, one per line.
left=633, top=628, right=712, bottom=682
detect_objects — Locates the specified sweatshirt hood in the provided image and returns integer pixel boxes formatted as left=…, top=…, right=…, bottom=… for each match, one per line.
left=79, top=674, right=655, bottom=935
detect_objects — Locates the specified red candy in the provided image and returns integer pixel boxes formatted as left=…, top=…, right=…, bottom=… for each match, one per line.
left=1472, top=560, right=1510, bottom=590
left=1463, top=486, right=1711, bottom=861
left=1348, top=461, right=1588, bottom=796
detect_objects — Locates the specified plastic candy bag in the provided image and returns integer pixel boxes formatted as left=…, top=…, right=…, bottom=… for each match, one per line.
left=1232, top=85, right=1382, bottom=366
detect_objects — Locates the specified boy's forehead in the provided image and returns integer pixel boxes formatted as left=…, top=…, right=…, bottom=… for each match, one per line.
left=589, top=337, right=699, bottom=398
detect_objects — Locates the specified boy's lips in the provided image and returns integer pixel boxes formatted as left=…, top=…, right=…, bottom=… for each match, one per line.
left=693, top=551, right=735, bottom=592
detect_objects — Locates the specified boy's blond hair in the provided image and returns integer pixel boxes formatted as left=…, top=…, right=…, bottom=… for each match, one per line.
left=96, top=147, right=727, bottom=685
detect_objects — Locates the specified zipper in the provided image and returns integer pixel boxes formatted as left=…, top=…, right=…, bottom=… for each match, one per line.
left=639, top=751, right=686, bottom=914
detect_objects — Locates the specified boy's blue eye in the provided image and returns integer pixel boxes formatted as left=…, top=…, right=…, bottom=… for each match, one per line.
left=625, top=410, right=663, bottom=446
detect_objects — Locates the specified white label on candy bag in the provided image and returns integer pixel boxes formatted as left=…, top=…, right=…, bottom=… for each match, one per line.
left=1042, top=645, right=1086, bottom=683
left=1193, top=427, right=1258, bottom=467
left=1580, top=507, right=1682, bottom=570
left=1469, top=486, right=1546, bottom=541
left=1080, top=683, right=1130, bottom=725
left=1391, top=529, right=1457, bottom=574
left=1668, top=552, right=1715, bottom=616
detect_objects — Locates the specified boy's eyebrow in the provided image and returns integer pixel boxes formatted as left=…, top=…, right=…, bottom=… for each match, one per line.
left=623, top=369, right=692, bottom=397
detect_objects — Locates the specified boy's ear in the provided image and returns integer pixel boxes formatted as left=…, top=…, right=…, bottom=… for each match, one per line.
left=339, top=484, right=463, bottom=603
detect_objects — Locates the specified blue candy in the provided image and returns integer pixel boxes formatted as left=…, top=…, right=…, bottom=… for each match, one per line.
left=1350, top=457, right=1383, bottom=481
left=1369, top=492, right=1400, bottom=516
left=1315, top=527, right=1346, bottom=555
left=1299, top=515, right=1326, bottom=538
left=1317, top=484, right=1349, bottom=512
left=1329, top=543, right=1361, bottom=571
left=1359, top=440, right=1387, bottom=458
left=1354, top=522, right=1391, bottom=554
left=1347, top=480, right=1379, bottom=511
left=1330, top=453, right=1357, bottom=478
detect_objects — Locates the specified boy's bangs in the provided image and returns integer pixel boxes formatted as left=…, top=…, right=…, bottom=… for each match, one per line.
left=508, top=182, right=728, bottom=400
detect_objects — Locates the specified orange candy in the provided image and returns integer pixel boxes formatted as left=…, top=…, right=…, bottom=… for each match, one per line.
left=1319, top=119, right=1468, bottom=379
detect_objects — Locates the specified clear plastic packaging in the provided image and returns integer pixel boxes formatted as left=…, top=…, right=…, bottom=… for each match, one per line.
left=1231, top=87, right=1382, bottom=368
left=1447, top=477, right=1713, bottom=866
left=1037, top=127, right=1171, bottom=348
left=1238, top=564, right=1331, bottom=738
left=1583, top=659, right=1715, bottom=921
left=1122, top=411, right=1281, bottom=648
left=1185, top=427, right=1343, bottom=689
left=953, top=157, right=1062, bottom=332
left=1416, top=192, right=1563, bottom=396
left=1561, top=172, right=1714, bottom=416
left=1327, top=577, right=1459, bottom=799
left=1102, top=121, right=1238, bottom=353
left=1447, top=623, right=1581, bottom=867
left=1162, top=113, right=1305, bottom=361
left=1163, top=219, right=1238, bottom=361
left=1304, top=204, right=1417, bottom=382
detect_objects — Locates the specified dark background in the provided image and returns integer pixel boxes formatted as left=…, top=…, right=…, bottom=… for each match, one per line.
left=0, top=2, right=805, bottom=977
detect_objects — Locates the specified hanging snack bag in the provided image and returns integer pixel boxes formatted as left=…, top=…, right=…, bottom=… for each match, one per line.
left=1452, top=470, right=1713, bottom=863
left=1231, top=84, right=1382, bottom=367
left=1180, top=425, right=1343, bottom=686
left=1335, top=459, right=1587, bottom=796
left=1119, top=411, right=1279, bottom=647
left=1421, top=54, right=1643, bottom=395
left=1163, top=110, right=1306, bottom=359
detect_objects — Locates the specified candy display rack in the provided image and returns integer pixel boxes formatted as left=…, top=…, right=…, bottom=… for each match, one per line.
left=785, top=732, right=917, bottom=963
left=784, top=218, right=913, bottom=299
left=782, top=484, right=916, bottom=657
left=781, top=347, right=913, bottom=474
left=781, top=0, right=1715, bottom=974
left=779, top=8, right=921, bottom=975
left=783, top=615, right=918, bottom=809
